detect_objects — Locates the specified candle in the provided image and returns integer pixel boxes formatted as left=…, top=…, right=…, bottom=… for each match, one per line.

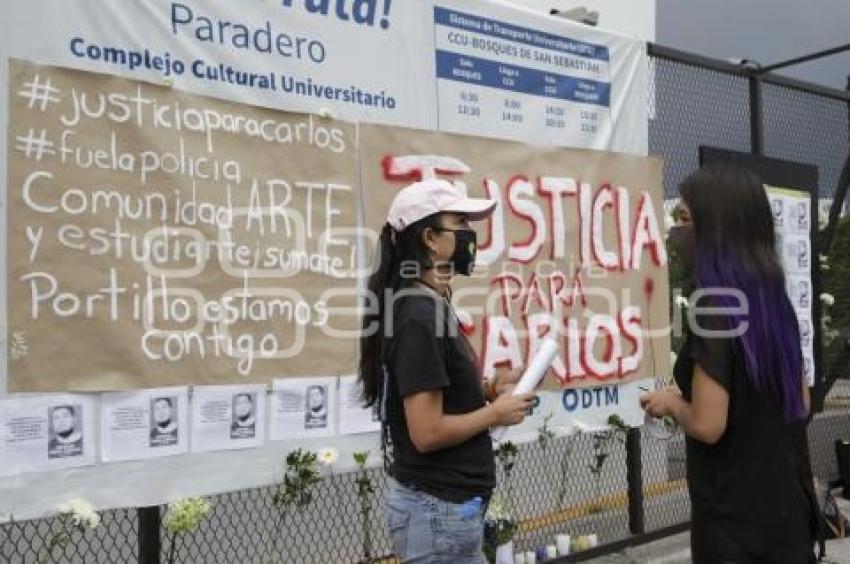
left=556, top=534, right=571, bottom=556
left=496, top=541, right=515, bottom=564
left=525, top=551, right=537, bottom=564
left=546, top=545, right=558, bottom=559
left=535, top=546, right=547, bottom=561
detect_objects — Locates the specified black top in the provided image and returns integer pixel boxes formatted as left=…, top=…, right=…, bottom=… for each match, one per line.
left=383, top=292, right=495, bottom=503
left=673, top=312, right=818, bottom=555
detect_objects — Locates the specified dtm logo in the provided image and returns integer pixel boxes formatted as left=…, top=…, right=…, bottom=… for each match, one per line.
left=561, top=386, right=619, bottom=412
left=526, top=395, right=542, bottom=416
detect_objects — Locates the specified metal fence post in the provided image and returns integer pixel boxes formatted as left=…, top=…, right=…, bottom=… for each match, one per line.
left=749, top=74, right=764, bottom=156
left=625, top=427, right=645, bottom=535
left=137, top=506, right=161, bottom=564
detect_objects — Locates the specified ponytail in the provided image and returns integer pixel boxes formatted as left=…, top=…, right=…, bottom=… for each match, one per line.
left=359, top=223, right=398, bottom=406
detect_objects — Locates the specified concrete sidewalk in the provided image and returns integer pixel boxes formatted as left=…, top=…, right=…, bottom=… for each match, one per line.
left=583, top=532, right=850, bottom=563
left=581, top=532, right=691, bottom=564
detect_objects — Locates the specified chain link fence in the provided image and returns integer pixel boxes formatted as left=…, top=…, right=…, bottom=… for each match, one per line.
left=2, top=46, right=849, bottom=563
left=5, top=414, right=848, bottom=564
left=1, top=508, right=137, bottom=564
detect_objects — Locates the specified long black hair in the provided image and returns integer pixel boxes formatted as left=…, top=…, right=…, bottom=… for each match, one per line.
left=358, top=214, right=443, bottom=407
left=679, top=164, right=805, bottom=421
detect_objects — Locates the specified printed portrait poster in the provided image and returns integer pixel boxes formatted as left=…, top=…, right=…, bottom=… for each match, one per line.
left=0, top=394, right=97, bottom=477
left=100, top=387, right=189, bottom=462
left=191, top=384, right=267, bottom=452
left=269, top=377, right=337, bottom=440
left=7, top=59, right=361, bottom=392
left=359, top=124, right=670, bottom=391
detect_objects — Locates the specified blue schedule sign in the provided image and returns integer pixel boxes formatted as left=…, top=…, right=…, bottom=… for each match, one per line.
left=433, top=0, right=646, bottom=153
left=435, top=50, right=611, bottom=107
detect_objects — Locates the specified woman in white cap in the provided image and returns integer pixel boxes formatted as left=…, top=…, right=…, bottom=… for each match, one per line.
left=358, top=178, right=534, bottom=563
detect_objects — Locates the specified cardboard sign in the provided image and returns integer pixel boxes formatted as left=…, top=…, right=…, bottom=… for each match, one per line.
left=8, top=60, right=360, bottom=391
left=360, top=124, right=670, bottom=388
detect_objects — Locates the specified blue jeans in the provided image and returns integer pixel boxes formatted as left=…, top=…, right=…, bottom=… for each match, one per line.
left=385, top=479, right=486, bottom=563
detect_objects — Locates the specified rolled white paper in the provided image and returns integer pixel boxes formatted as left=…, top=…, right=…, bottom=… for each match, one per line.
left=514, top=553, right=526, bottom=564
left=556, top=534, right=571, bottom=556
left=525, top=551, right=537, bottom=564
left=491, top=338, right=560, bottom=440
left=546, top=545, right=558, bottom=559
left=587, top=533, right=599, bottom=548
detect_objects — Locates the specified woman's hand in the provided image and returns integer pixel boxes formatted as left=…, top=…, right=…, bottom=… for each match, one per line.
left=639, top=389, right=682, bottom=419
left=489, top=392, right=535, bottom=426
left=486, top=367, right=522, bottom=401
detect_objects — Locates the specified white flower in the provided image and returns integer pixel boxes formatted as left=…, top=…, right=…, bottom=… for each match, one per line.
left=484, top=492, right=512, bottom=521
left=571, top=420, right=591, bottom=433
left=820, top=293, right=835, bottom=307
left=164, top=497, right=211, bottom=534
left=58, top=498, right=101, bottom=530
left=317, top=447, right=339, bottom=466
left=674, top=296, right=689, bottom=308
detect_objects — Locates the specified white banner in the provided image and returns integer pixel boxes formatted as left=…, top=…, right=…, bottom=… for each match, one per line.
left=1, top=0, right=436, bottom=128
left=1, top=0, right=645, bottom=154
left=0, top=0, right=650, bottom=520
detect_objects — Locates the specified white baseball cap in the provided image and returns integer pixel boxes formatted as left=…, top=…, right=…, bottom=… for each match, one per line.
left=386, top=179, right=497, bottom=231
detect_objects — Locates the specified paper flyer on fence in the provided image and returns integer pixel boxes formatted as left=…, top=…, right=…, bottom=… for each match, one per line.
left=0, top=394, right=97, bottom=476
left=191, top=385, right=267, bottom=453
left=100, top=387, right=189, bottom=462
left=270, top=377, right=337, bottom=440
left=338, top=375, right=380, bottom=436
left=766, top=186, right=815, bottom=385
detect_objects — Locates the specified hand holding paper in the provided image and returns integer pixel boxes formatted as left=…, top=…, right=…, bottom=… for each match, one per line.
left=490, top=338, right=560, bottom=441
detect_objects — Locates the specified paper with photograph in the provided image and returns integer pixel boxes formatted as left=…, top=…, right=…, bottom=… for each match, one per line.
left=191, top=385, right=267, bottom=452
left=270, top=378, right=337, bottom=440
left=0, top=394, right=96, bottom=476
left=100, top=387, right=189, bottom=462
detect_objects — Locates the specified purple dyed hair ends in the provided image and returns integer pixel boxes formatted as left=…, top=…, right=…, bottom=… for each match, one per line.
left=680, top=165, right=806, bottom=422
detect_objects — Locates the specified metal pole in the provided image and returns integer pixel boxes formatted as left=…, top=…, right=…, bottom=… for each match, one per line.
left=820, top=77, right=850, bottom=252
left=749, top=74, right=764, bottom=156
left=758, top=43, right=850, bottom=74
left=138, top=506, right=161, bottom=564
left=625, top=427, right=645, bottom=535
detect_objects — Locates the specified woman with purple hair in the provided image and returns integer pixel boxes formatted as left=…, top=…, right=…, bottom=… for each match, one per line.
left=641, top=165, right=819, bottom=563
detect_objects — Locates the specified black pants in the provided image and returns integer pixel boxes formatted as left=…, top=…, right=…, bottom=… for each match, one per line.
left=691, top=518, right=816, bottom=564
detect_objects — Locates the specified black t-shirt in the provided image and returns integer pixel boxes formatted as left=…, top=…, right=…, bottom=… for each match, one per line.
left=674, top=310, right=818, bottom=556
left=383, top=291, right=495, bottom=503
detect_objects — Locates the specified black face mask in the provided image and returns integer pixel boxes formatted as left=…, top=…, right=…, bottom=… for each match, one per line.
left=435, top=228, right=478, bottom=276
left=668, top=225, right=695, bottom=274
